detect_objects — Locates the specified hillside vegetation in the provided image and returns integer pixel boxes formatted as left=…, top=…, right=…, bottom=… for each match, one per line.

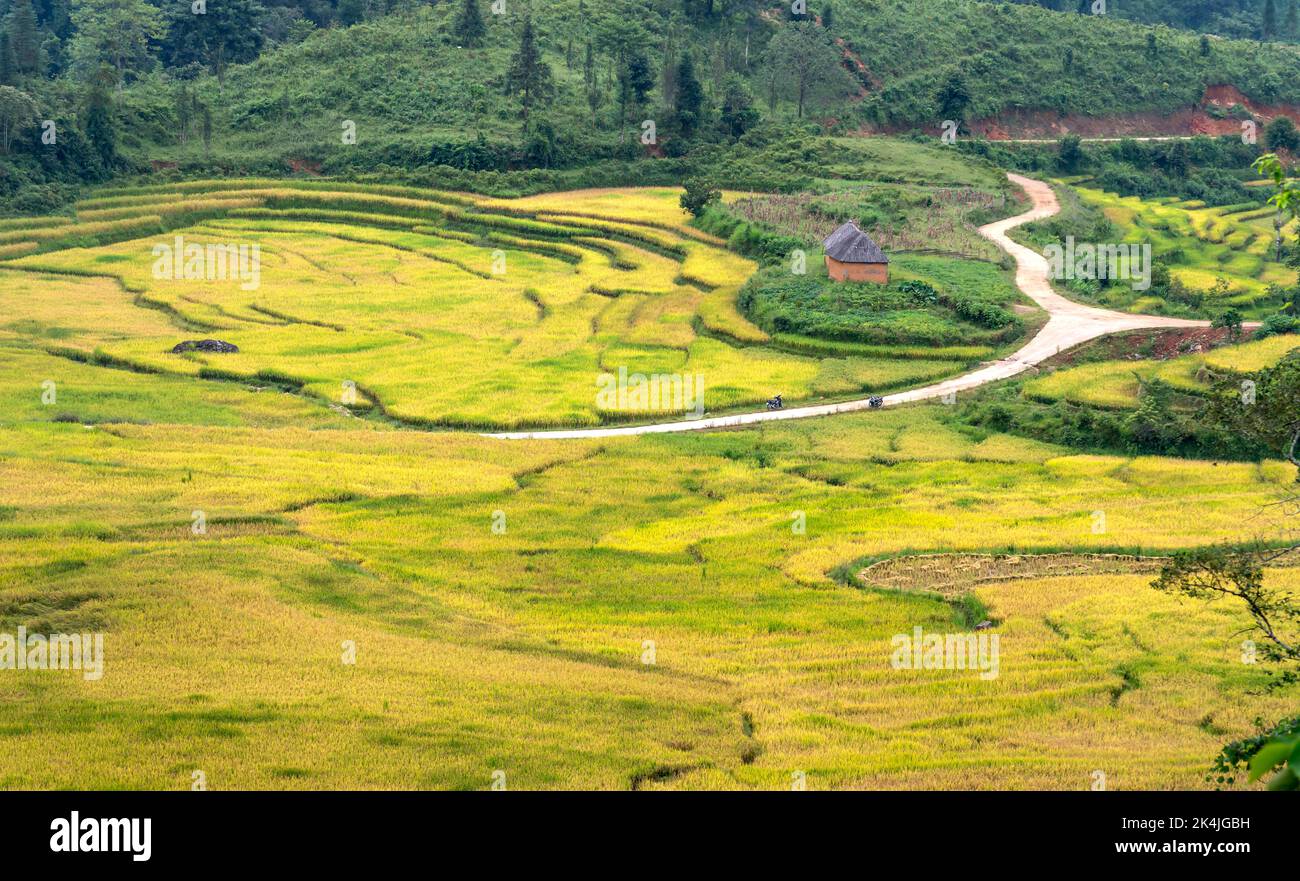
left=1040, top=0, right=1300, bottom=42
left=6, top=0, right=1300, bottom=211
left=848, top=0, right=1300, bottom=127
left=962, top=331, right=1300, bottom=459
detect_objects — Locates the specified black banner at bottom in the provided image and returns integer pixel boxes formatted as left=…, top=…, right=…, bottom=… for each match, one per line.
left=0, top=790, right=1283, bottom=867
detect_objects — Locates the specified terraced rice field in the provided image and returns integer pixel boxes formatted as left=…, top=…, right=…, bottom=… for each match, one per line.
left=0, top=400, right=1295, bottom=789
left=3, top=180, right=1297, bottom=791
left=0, top=181, right=974, bottom=429
left=1074, top=185, right=1298, bottom=315
left=1026, top=334, right=1300, bottom=409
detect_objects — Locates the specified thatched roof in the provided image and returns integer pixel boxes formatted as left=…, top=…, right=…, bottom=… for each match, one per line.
left=822, top=221, right=888, bottom=264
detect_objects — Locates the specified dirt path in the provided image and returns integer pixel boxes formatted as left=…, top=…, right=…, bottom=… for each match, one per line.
left=488, top=173, right=1210, bottom=441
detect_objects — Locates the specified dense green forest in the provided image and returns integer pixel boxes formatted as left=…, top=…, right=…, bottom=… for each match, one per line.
left=4, top=0, right=1300, bottom=213
left=843, top=0, right=1300, bottom=126
left=1009, top=0, right=1300, bottom=42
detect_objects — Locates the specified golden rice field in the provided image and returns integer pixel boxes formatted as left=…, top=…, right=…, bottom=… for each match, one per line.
left=0, top=376, right=1296, bottom=789
left=1074, top=185, right=1298, bottom=315
left=1025, top=334, right=1300, bottom=409
left=0, top=181, right=975, bottom=429
left=2, top=180, right=1297, bottom=790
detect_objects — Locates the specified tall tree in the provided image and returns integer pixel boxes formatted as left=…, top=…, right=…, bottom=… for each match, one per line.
left=1288, top=0, right=1299, bottom=38
left=504, top=15, right=554, bottom=128
left=1264, top=0, right=1278, bottom=38
left=596, top=17, right=653, bottom=142
left=1266, top=116, right=1300, bottom=152
left=4, top=0, right=39, bottom=75
left=37, top=0, right=73, bottom=40
left=200, top=100, right=211, bottom=157
left=453, top=0, right=485, bottom=49
left=0, top=33, right=15, bottom=86
left=67, top=0, right=164, bottom=85
left=174, top=81, right=193, bottom=145
left=758, top=42, right=781, bottom=113
left=338, top=0, right=365, bottom=25
left=0, top=83, right=37, bottom=153
left=1057, top=134, right=1083, bottom=172
left=935, top=70, right=972, bottom=127
left=767, top=21, right=846, bottom=119
left=162, top=0, right=264, bottom=85
left=586, top=81, right=603, bottom=125
left=659, top=14, right=682, bottom=108
left=718, top=72, right=758, bottom=139
left=82, top=78, right=116, bottom=166
left=672, top=51, right=703, bottom=138
left=618, top=48, right=653, bottom=139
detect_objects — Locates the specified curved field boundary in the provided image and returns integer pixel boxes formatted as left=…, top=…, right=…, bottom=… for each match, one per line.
left=859, top=552, right=1170, bottom=598
left=858, top=547, right=1300, bottom=599
left=488, top=174, right=1214, bottom=441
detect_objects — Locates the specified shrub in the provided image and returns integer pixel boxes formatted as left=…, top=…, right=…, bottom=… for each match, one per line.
left=1265, top=116, right=1300, bottom=153
left=1255, top=313, right=1300, bottom=339
left=680, top=178, right=720, bottom=217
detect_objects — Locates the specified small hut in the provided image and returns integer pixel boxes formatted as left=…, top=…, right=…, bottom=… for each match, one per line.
left=822, top=221, right=889, bottom=283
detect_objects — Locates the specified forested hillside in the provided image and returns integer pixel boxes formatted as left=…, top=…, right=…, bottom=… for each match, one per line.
left=4, top=0, right=1300, bottom=213
left=1007, top=0, right=1300, bottom=42
left=849, top=0, right=1300, bottom=125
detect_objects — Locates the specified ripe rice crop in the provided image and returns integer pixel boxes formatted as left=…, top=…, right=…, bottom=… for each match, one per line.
left=1025, top=335, right=1300, bottom=409
left=1, top=182, right=984, bottom=428
left=1072, top=185, right=1298, bottom=316
left=1, top=328, right=1295, bottom=788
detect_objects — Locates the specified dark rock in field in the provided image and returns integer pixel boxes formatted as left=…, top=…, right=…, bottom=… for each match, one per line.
left=172, top=339, right=239, bottom=354
left=974, top=620, right=994, bottom=630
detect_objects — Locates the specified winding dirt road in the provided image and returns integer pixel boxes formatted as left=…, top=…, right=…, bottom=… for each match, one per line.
left=489, top=174, right=1210, bottom=440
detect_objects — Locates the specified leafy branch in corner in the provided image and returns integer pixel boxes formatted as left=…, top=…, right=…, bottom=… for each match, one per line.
left=1153, top=542, right=1300, bottom=665
left=1154, top=541, right=1300, bottom=790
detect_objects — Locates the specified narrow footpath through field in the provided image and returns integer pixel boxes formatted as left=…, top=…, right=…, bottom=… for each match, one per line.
left=489, top=173, right=1212, bottom=440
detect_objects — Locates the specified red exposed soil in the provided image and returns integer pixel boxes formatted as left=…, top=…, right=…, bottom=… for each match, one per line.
left=967, top=105, right=1241, bottom=140
left=286, top=157, right=324, bottom=175
left=1043, top=326, right=1238, bottom=369
left=822, top=16, right=877, bottom=101
left=1146, top=325, right=1237, bottom=358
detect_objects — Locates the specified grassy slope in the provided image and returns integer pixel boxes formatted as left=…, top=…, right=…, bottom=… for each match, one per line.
left=1084, top=0, right=1289, bottom=40
left=846, top=0, right=1300, bottom=125
left=114, top=0, right=1300, bottom=170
